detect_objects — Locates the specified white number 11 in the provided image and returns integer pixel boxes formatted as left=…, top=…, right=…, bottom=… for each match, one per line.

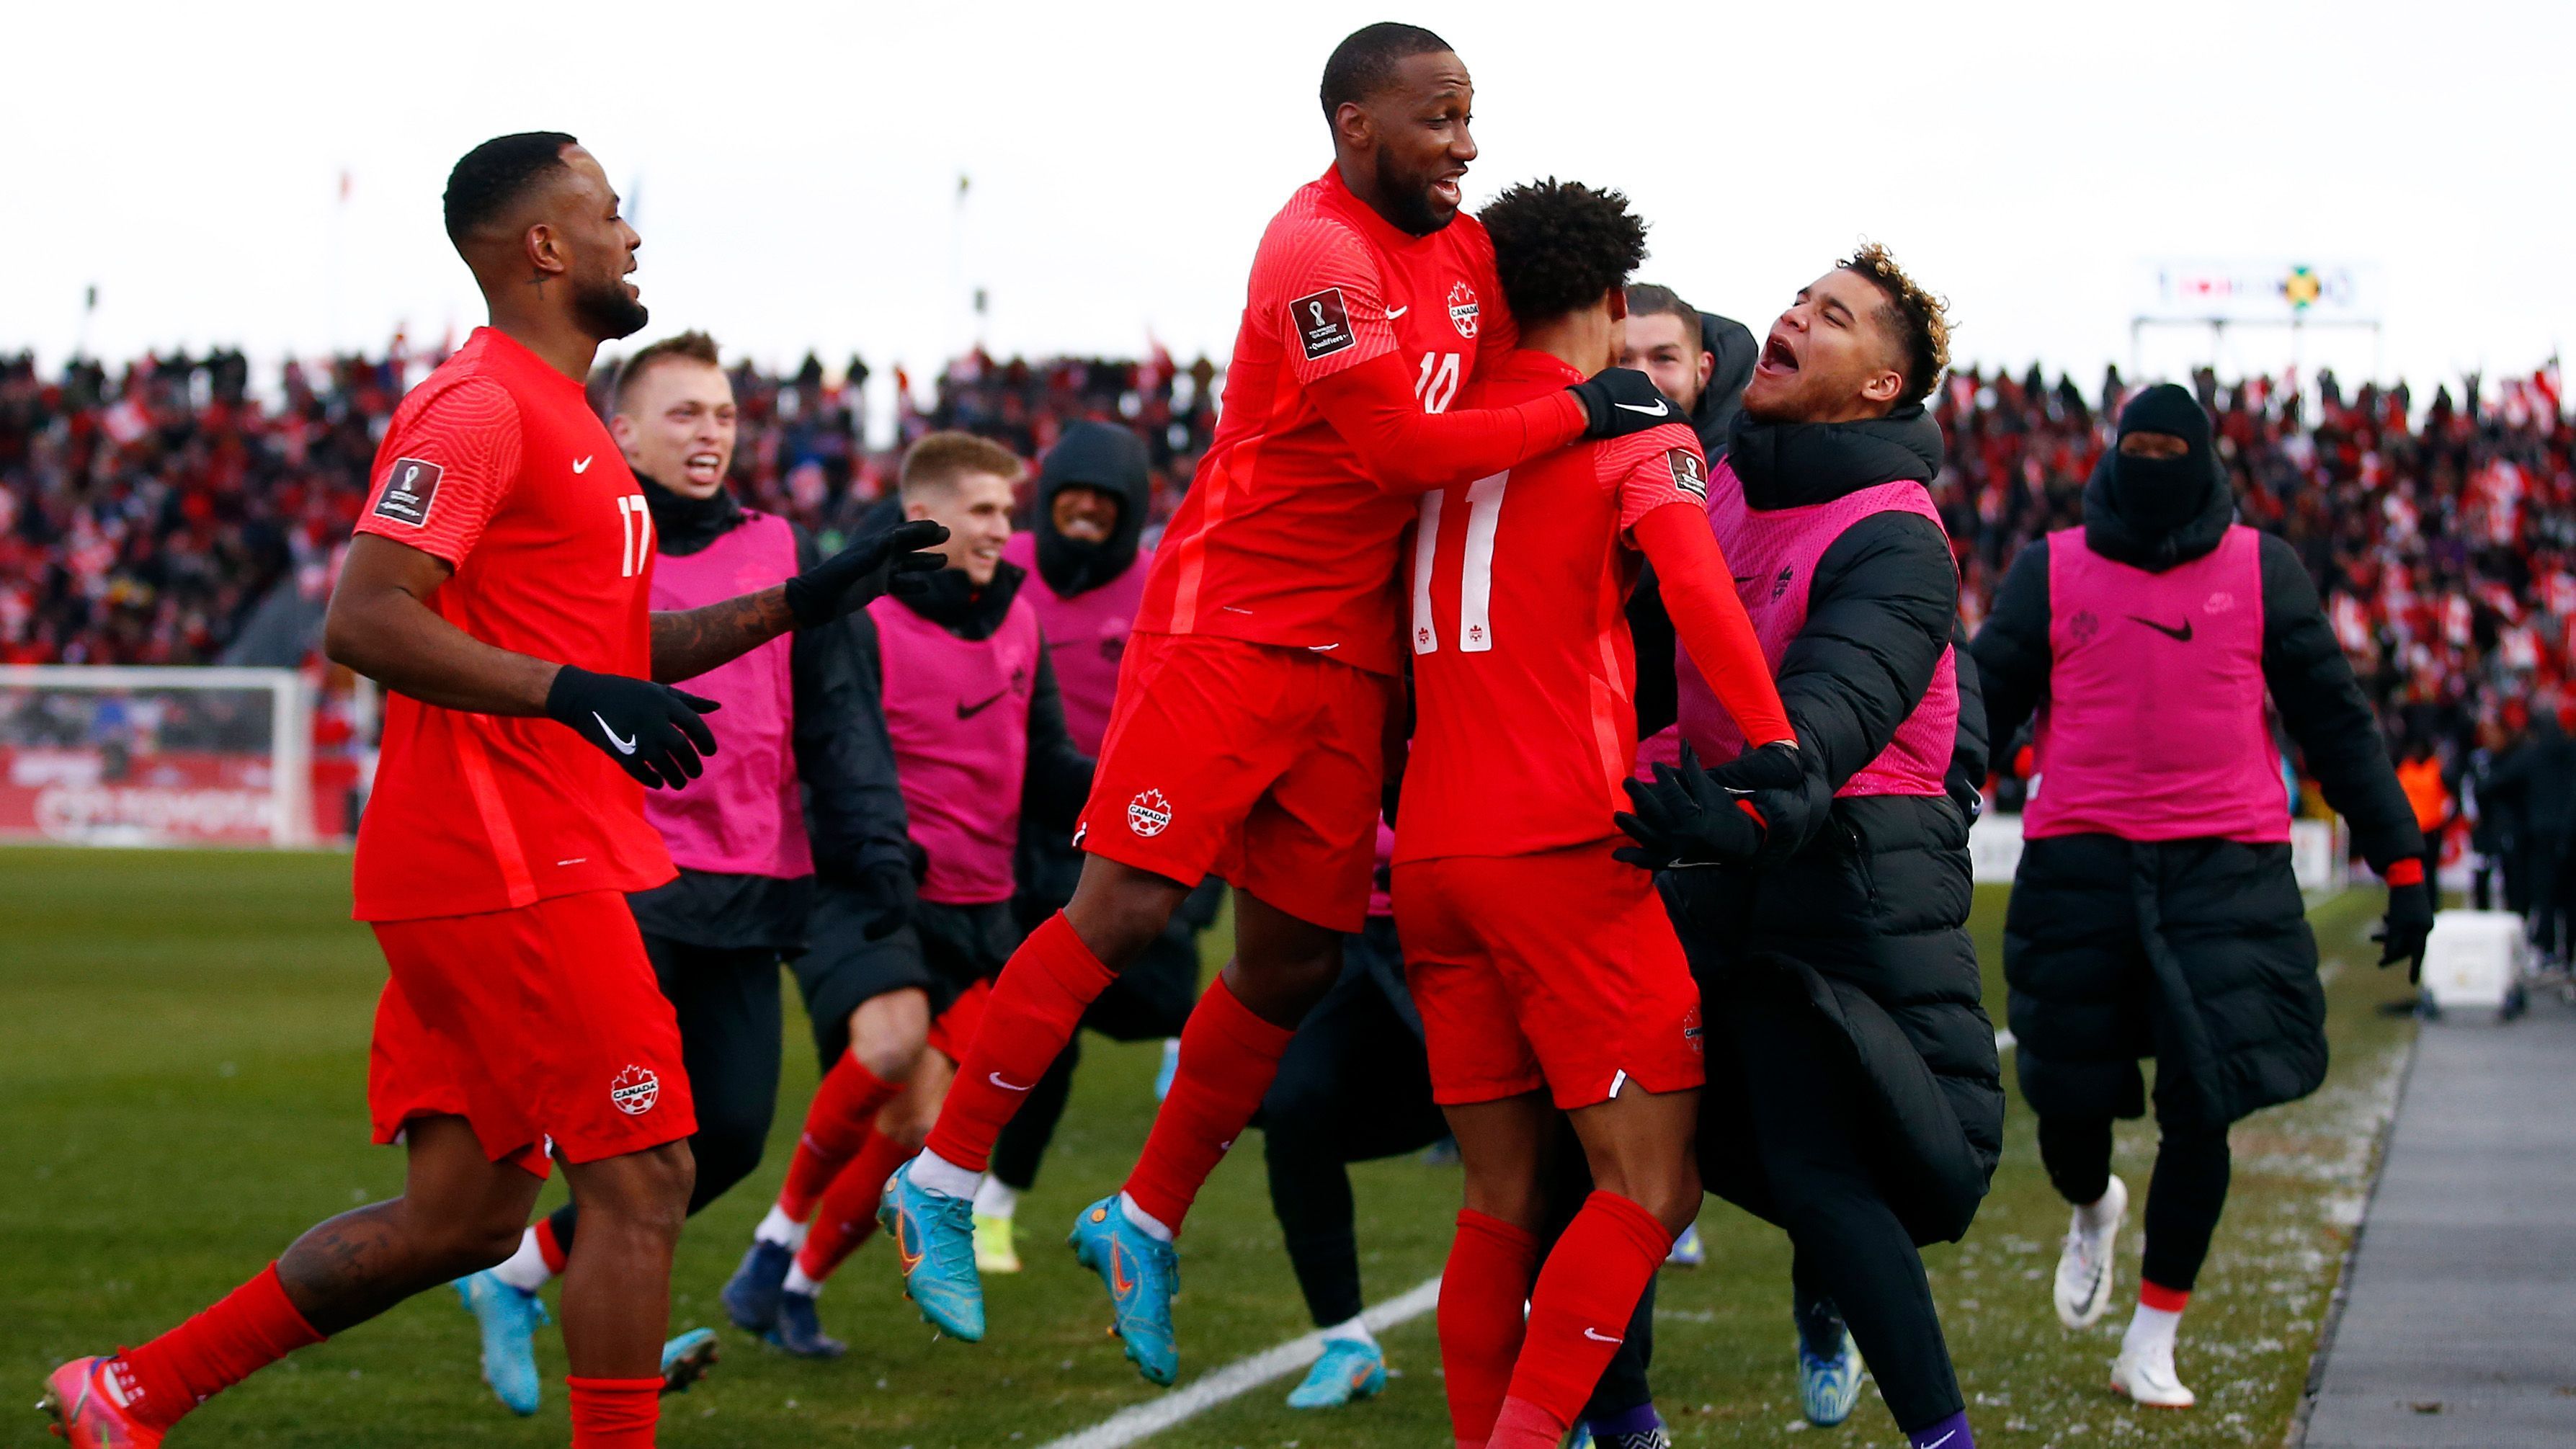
left=1412, top=471, right=1508, bottom=654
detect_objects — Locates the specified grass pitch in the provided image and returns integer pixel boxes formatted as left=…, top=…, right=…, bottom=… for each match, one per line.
left=5, top=848, right=2409, bottom=1447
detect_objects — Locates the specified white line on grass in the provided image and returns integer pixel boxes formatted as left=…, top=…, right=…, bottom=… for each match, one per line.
left=1036, top=1275, right=1443, bottom=1449
left=1043, top=1028, right=2019, bottom=1448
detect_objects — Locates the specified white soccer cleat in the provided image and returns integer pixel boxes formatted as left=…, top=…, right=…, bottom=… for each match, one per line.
left=2054, top=1174, right=2126, bottom=1329
left=2110, top=1337, right=2196, bottom=1408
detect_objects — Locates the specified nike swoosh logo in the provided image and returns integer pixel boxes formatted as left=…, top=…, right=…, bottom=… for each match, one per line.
left=592, top=713, right=638, bottom=754
left=1614, top=399, right=1670, bottom=416
left=989, top=1072, right=1033, bottom=1092
left=1920, top=1432, right=1956, bottom=1449
left=573, top=455, right=593, bottom=473
left=1110, top=1242, right=1135, bottom=1296
left=957, top=690, right=1008, bottom=720
left=2126, top=615, right=2193, bottom=642
left=1386, top=305, right=1409, bottom=318
left=1582, top=1327, right=1623, bottom=1344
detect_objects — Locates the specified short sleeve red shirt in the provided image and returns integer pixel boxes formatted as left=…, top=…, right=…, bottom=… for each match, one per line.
left=1134, top=166, right=1518, bottom=675
left=349, top=327, right=674, bottom=922
left=1394, top=349, right=1708, bottom=865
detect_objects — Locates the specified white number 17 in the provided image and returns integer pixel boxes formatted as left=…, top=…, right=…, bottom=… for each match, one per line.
left=1411, top=471, right=1508, bottom=654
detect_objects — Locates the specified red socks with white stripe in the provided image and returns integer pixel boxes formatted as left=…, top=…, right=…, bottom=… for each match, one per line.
left=110, top=1262, right=324, bottom=1430
left=1487, top=1192, right=1675, bottom=1449
left=1118, top=973, right=1296, bottom=1234
left=777, top=1054, right=905, bottom=1221
left=924, top=912, right=1116, bottom=1177
left=1438, top=1209, right=1540, bottom=1448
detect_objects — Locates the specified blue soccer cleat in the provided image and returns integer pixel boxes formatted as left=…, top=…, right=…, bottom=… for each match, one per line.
left=659, top=1327, right=718, bottom=1395
left=1069, top=1195, right=1180, bottom=1386
left=454, top=1270, right=548, bottom=1417
left=1663, top=1222, right=1704, bottom=1268
left=1285, top=1337, right=1386, bottom=1408
left=1798, top=1328, right=1865, bottom=1427
left=721, top=1239, right=794, bottom=1335
left=768, top=1290, right=847, bottom=1359
left=878, top=1160, right=986, bottom=1341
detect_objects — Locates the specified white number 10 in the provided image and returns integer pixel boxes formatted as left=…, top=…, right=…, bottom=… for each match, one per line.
left=1412, top=471, right=1508, bottom=654
left=1415, top=351, right=1461, bottom=414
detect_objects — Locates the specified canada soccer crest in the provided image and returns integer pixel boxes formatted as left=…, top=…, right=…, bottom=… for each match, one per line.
left=609, top=1065, right=661, bottom=1116
left=1447, top=281, right=1480, bottom=339
left=1127, top=788, right=1173, bottom=837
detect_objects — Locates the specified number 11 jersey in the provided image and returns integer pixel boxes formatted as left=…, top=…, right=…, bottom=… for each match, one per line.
left=1395, top=347, right=1713, bottom=866
left=1135, top=166, right=1517, bottom=677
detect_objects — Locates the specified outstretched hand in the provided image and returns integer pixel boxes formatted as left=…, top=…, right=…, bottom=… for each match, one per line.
left=782, top=518, right=952, bottom=628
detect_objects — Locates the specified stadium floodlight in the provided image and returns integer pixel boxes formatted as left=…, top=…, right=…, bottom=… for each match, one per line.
left=0, top=665, right=316, bottom=849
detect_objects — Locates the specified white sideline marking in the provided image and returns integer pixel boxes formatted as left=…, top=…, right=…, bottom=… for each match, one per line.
left=1037, top=1275, right=1442, bottom=1449
left=1996, top=1028, right=2016, bottom=1051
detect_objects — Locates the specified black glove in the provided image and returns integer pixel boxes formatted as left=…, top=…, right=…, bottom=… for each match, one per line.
left=543, top=664, right=720, bottom=790
left=829, top=857, right=918, bottom=942
left=780, top=518, right=951, bottom=628
left=1612, top=741, right=1805, bottom=871
left=2374, top=880, right=2435, bottom=984
left=1567, top=367, right=1682, bottom=440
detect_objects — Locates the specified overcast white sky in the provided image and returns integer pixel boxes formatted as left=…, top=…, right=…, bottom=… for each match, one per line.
left=9, top=0, right=2569, bottom=403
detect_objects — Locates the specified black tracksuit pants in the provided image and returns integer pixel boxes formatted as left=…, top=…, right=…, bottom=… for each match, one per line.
left=2037, top=1112, right=2232, bottom=1294
left=1258, top=921, right=1656, bottom=1419
left=1730, top=1005, right=1964, bottom=1432
left=542, top=935, right=784, bottom=1256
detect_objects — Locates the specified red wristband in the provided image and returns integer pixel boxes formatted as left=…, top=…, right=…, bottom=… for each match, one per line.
left=2384, top=858, right=2425, bottom=887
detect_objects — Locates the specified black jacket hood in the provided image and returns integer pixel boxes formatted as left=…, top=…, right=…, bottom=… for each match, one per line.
left=1033, top=422, right=1150, bottom=597
left=2082, top=383, right=2233, bottom=572
left=1692, top=311, right=1760, bottom=460
left=1727, top=404, right=1944, bottom=511
left=901, top=558, right=1028, bottom=643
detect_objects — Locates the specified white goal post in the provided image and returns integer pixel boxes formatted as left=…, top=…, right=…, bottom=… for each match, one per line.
left=0, top=665, right=316, bottom=848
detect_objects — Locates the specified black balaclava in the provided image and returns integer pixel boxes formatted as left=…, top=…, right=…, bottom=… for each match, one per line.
left=1033, top=422, right=1151, bottom=597
left=2082, top=382, right=2234, bottom=571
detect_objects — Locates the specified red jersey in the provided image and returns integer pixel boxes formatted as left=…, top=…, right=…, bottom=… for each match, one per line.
left=349, top=327, right=674, bottom=922
left=1395, top=349, right=1711, bottom=865
left=1136, top=166, right=1517, bottom=675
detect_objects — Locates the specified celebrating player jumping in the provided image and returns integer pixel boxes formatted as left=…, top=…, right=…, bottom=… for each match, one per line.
left=873, top=22, right=1680, bottom=1379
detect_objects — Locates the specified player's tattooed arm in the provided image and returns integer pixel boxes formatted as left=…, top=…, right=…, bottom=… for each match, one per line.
left=649, top=587, right=797, bottom=682
left=324, top=533, right=561, bottom=714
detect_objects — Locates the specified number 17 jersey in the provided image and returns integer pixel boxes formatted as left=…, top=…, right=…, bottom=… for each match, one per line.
left=1395, top=348, right=1713, bottom=866
left=1135, top=166, right=1515, bottom=677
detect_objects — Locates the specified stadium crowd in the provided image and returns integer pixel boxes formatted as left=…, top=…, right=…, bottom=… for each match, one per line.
left=3, top=342, right=2568, bottom=767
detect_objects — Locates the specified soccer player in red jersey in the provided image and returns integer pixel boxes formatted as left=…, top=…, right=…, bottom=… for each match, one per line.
left=878, top=22, right=1680, bottom=1378
left=1392, top=179, right=1802, bottom=1449
left=40, top=133, right=943, bottom=1449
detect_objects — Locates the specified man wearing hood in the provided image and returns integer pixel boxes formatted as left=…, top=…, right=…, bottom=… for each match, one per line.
left=1618, top=283, right=1759, bottom=462
left=1967, top=383, right=2430, bottom=1408
left=452, top=330, right=920, bottom=1413
left=718, top=430, right=1094, bottom=1355
left=972, top=423, right=1217, bottom=1275
left=1615, top=245, right=2000, bottom=1449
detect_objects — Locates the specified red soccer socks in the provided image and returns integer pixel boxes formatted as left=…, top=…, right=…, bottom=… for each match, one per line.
left=1489, top=1192, right=1674, bottom=1449
left=924, top=912, right=1116, bottom=1174
left=795, top=1127, right=917, bottom=1282
left=567, top=1375, right=661, bottom=1448
left=1119, top=974, right=1295, bottom=1233
left=112, top=1262, right=324, bottom=1430
left=777, top=1054, right=904, bottom=1221
left=1438, top=1208, right=1541, bottom=1448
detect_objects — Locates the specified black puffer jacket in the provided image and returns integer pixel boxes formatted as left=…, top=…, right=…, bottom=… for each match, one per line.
left=1969, top=392, right=2423, bottom=1128
left=1672, top=405, right=2003, bottom=1248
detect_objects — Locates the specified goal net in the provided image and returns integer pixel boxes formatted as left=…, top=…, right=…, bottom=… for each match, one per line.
left=0, top=665, right=318, bottom=848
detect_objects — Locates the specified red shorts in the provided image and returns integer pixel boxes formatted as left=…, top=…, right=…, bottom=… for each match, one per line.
left=925, top=978, right=991, bottom=1064
left=1394, top=841, right=1705, bottom=1110
left=1077, top=632, right=1392, bottom=933
left=368, top=890, right=695, bottom=1175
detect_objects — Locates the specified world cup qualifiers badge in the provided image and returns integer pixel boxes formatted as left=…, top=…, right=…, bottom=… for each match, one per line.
left=1126, top=788, right=1172, bottom=838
